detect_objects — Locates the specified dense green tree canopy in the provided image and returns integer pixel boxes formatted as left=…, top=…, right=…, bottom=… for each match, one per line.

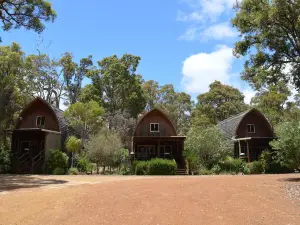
left=0, top=0, right=56, bottom=41
left=193, top=81, right=248, bottom=125
left=250, top=82, right=291, bottom=126
left=89, top=54, right=146, bottom=118
left=232, top=0, right=300, bottom=89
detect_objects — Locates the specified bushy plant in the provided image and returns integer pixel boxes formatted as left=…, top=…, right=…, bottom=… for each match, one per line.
left=135, top=161, right=148, bottom=175
left=52, top=167, right=66, bottom=175
left=211, top=164, right=222, bottom=174
left=76, top=153, right=90, bottom=172
left=259, top=150, right=272, bottom=172
left=148, top=158, right=176, bottom=175
left=266, top=162, right=293, bottom=174
left=47, top=149, right=69, bottom=174
left=199, top=169, right=214, bottom=175
left=247, top=161, right=264, bottom=174
left=0, top=146, right=11, bottom=173
left=68, top=167, right=79, bottom=175
left=243, top=164, right=251, bottom=175
left=219, top=157, right=244, bottom=173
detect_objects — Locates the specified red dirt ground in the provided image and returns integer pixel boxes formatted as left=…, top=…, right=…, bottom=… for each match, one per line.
left=0, top=174, right=299, bottom=225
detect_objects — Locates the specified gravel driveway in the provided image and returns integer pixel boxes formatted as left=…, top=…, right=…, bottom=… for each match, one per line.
left=0, top=174, right=299, bottom=225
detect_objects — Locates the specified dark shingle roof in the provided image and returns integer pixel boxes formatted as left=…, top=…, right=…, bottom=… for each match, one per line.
left=218, top=108, right=253, bottom=139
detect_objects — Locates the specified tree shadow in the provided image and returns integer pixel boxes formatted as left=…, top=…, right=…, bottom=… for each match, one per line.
left=0, top=175, right=68, bottom=192
left=278, top=177, right=300, bottom=182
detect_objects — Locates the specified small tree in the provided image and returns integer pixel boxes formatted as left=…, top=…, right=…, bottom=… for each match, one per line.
left=184, top=126, right=233, bottom=170
left=63, top=100, right=104, bottom=143
left=86, top=130, right=122, bottom=174
left=270, top=121, right=300, bottom=170
left=65, top=136, right=81, bottom=168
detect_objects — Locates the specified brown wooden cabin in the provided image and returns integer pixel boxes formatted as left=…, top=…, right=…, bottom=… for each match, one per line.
left=218, top=108, right=274, bottom=162
left=9, top=97, right=68, bottom=174
left=132, top=108, right=186, bottom=169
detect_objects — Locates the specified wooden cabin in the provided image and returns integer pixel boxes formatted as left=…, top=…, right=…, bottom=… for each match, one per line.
left=10, top=97, right=68, bottom=173
left=132, top=108, right=186, bottom=169
left=218, top=108, right=274, bottom=162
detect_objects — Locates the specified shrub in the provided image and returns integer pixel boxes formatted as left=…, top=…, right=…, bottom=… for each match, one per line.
left=47, top=149, right=69, bottom=174
left=211, top=164, right=222, bottom=174
left=243, top=164, right=251, bottom=175
left=0, top=146, right=11, bottom=173
left=248, top=161, right=264, bottom=174
left=148, top=158, right=176, bottom=175
left=68, top=167, right=79, bottom=175
left=76, top=154, right=90, bottom=172
left=199, top=169, right=214, bottom=175
left=86, top=163, right=95, bottom=174
left=52, top=167, right=66, bottom=175
left=219, top=157, right=245, bottom=173
left=266, top=162, right=294, bottom=174
left=135, top=161, right=149, bottom=175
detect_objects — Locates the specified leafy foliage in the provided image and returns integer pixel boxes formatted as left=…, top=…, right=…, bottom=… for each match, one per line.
left=270, top=121, right=300, bottom=170
left=185, top=125, right=233, bottom=169
left=0, top=0, right=56, bottom=41
left=135, top=161, right=149, bottom=175
left=64, top=101, right=104, bottom=140
left=86, top=129, right=122, bottom=173
left=193, top=81, right=248, bottom=125
left=247, top=161, right=264, bottom=174
left=0, top=145, right=10, bottom=173
left=219, top=157, right=245, bottom=174
left=52, top=167, right=66, bottom=175
left=89, top=54, right=146, bottom=118
left=148, top=158, right=176, bottom=175
left=68, top=167, right=79, bottom=175
left=47, top=149, right=69, bottom=174
left=232, top=0, right=300, bottom=89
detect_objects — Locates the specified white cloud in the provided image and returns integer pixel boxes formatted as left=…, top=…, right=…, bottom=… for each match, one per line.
left=180, top=0, right=241, bottom=22
left=201, top=22, right=237, bottom=40
left=243, top=89, right=256, bottom=104
left=179, top=22, right=237, bottom=41
left=177, top=10, right=203, bottom=22
left=181, top=45, right=234, bottom=93
left=181, top=45, right=256, bottom=104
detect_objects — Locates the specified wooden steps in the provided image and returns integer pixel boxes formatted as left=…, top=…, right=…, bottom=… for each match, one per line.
left=176, top=169, right=188, bottom=175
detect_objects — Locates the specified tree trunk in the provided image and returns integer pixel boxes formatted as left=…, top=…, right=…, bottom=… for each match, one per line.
left=96, top=163, right=99, bottom=174
left=103, top=165, right=106, bottom=174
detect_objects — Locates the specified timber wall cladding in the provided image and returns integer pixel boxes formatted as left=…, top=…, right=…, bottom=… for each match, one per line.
left=236, top=112, right=273, bottom=138
left=17, top=100, right=60, bottom=131
left=135, top=110, right=176, bottom=136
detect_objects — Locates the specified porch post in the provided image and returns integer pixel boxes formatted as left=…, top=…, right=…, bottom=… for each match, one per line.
left=246, top=141, right=250, bottom=163
left=238, top=141, right=241, bottom=158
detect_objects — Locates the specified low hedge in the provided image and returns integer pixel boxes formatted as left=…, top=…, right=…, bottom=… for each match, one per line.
left=134, top=159, right=176, bottom=175
left=148, top=158, right=176, bottom=175
left=246, top=161, right=264, bottom=174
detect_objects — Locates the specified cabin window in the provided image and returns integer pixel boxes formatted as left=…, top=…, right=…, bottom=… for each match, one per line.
left=36, top=116, right=45, bottom=128
left=247, top=124, right=255, bottom=133
left=150, top=123, right=159, bottom=132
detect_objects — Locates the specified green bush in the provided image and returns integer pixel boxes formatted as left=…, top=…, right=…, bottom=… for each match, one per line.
left=211, top=164, right=222, bottom=174
left=199, top=169, right=214, bottom=175
left=47, top=149, right=69, bottom=174
left=219, top=157, right=245, bottom=173
left=52, top=167, right=66, bottom=175
left=0, top=146, right=11, bottom=173
left=243, top=165, right=251, bottom=175
left=247, top=161, right=264, bottom=174
left=76, top=154, right=90, bottom=172
left=68, top=167, right=79, bottom=175
left=135, top=161, right=149, bottom=175
left=266, top=162, right=294, bottom=174
left=148, top=158, right=176, bottom=175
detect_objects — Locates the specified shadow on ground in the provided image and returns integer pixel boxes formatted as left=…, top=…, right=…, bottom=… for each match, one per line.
left=0, top=175, right=68, bottom=192
left=278, top=177, right=300, bottom=182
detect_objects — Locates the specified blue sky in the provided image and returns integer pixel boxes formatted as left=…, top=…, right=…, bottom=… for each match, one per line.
left=1, top=0, right=255, bottom=103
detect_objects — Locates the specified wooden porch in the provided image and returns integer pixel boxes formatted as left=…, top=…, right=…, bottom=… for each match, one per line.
left=132, top=136, right=186, bottom=169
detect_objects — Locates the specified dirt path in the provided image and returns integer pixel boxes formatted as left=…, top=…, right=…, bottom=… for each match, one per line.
left=0, top=175, right=299, bottom=225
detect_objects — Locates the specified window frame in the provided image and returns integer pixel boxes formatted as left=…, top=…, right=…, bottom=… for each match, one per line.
left=150, top=123, right=159, bottom=132
left=247, top=124, right=255, bottom=133
left=36, top=116, right=45, bottom=128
